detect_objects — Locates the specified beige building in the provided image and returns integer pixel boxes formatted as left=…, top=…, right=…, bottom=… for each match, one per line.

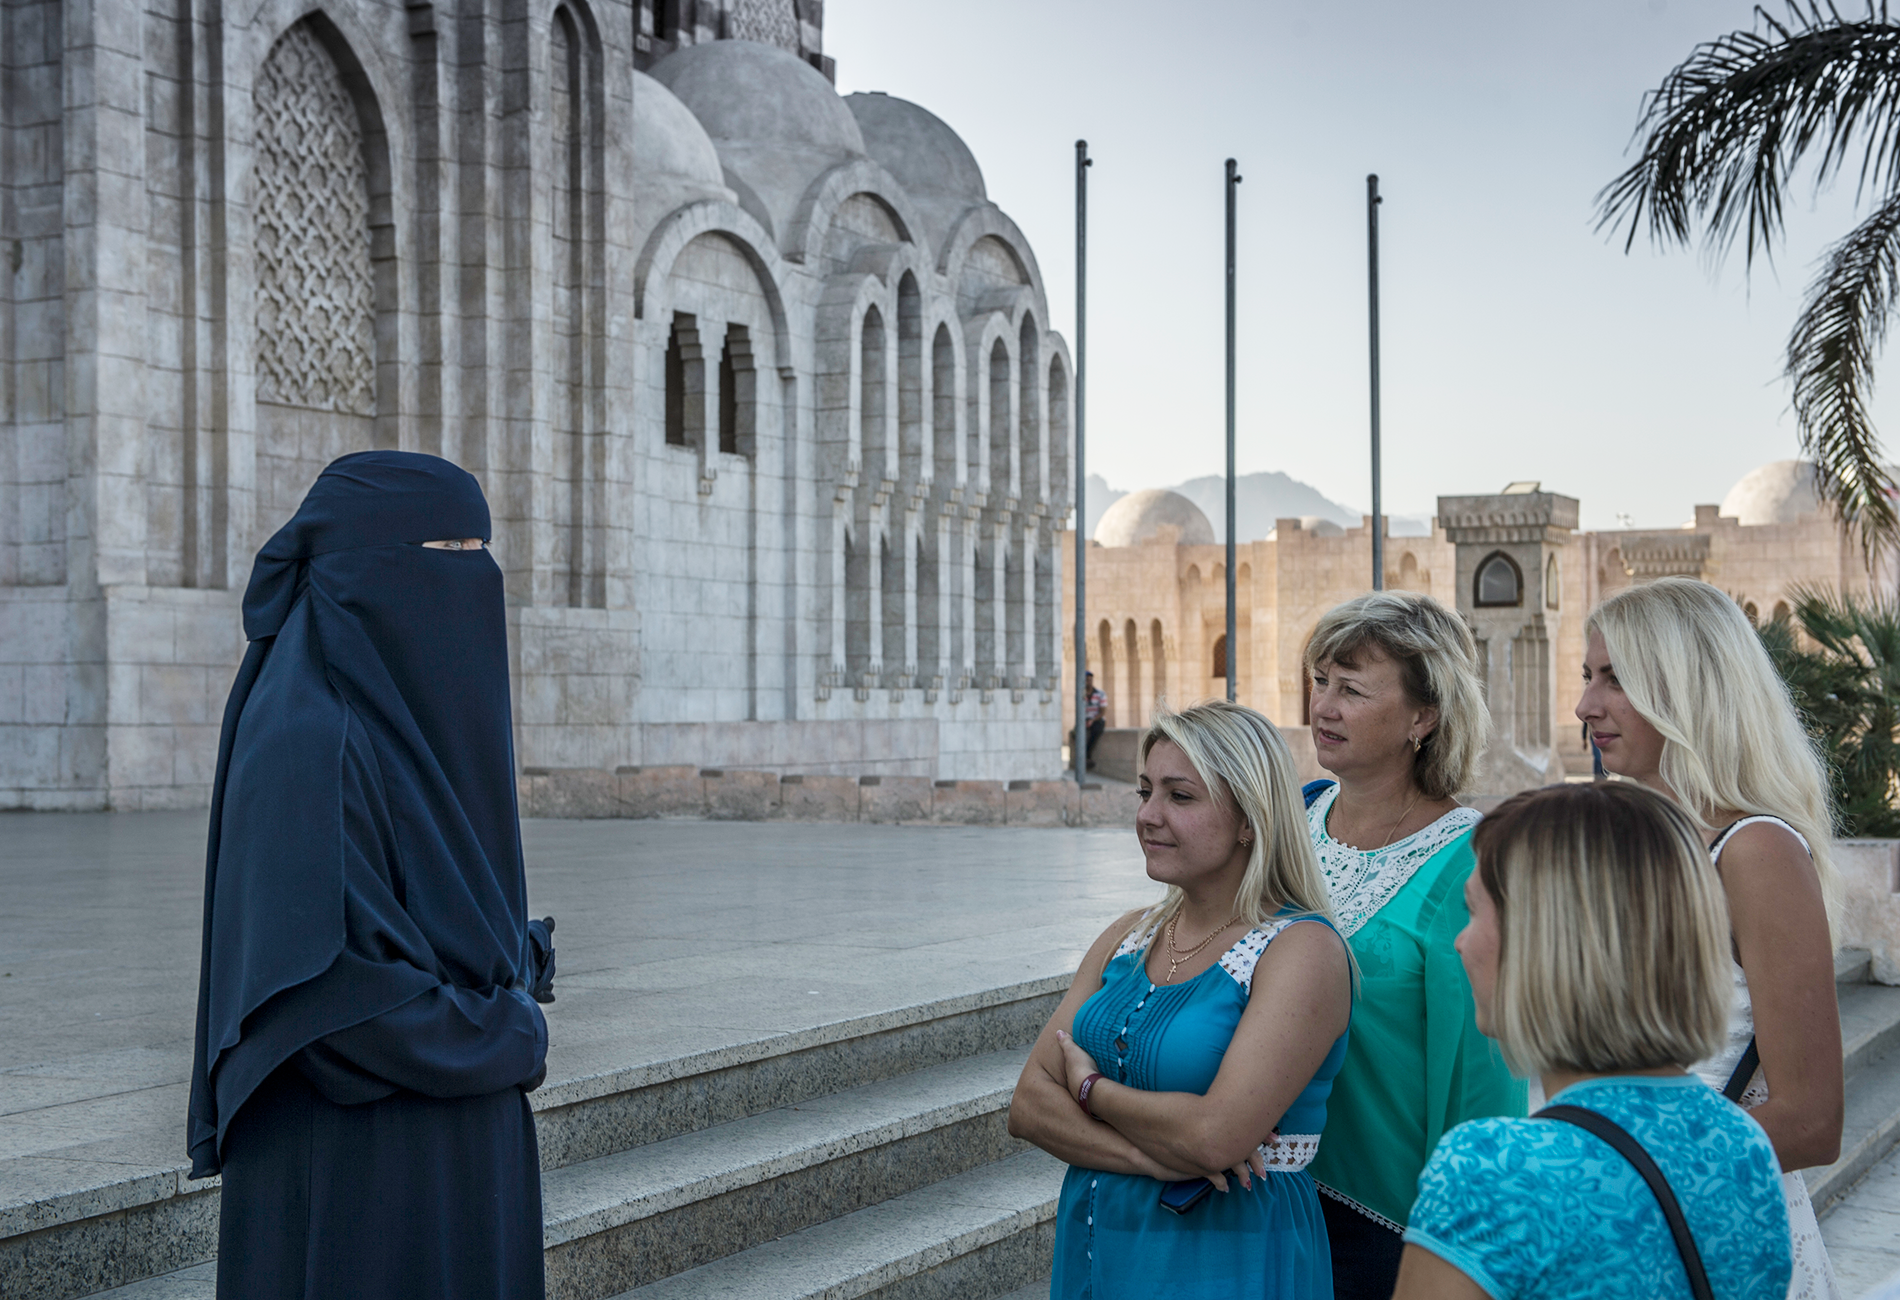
left=1064, top=461, right=1898, bottom=794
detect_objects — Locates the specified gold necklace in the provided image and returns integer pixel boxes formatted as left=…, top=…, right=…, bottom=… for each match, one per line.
left=1162, top=911, right=1242, bottom=984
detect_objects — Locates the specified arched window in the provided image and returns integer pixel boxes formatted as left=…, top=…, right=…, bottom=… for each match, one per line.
left=1772, top=600, right=1791, bottom=624
left=663, top=313, right=698, bottom=447
left=1743, top=600, right=1760, bottom=624
left=1544, top=554, right=1560, bottom=611
left=1212, top=633, right=1228, bottom=679
left=1474, top=551, right=1522, bottom=607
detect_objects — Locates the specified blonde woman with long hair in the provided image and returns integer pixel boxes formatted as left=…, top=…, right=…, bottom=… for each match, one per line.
left=1579, top=576, right=1843, bottom=1299
left=1008, top=701, right=1353, bottom=1298
left=1394, top=783, right=1792, bottom=1300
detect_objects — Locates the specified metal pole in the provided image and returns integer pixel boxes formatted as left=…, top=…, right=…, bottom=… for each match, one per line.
left=1073, top=140, right=1091, bottom=781
left=1368, top=174, right=1384, bottom=592
left=1225, top=158, right=1240, bottom=703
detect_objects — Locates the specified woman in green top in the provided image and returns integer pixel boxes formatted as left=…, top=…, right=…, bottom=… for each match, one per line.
left=1299, top=592, right=1525, bottom=1299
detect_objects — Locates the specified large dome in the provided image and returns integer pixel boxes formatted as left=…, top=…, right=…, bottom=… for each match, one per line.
left=1720, top=460, right=1822, bottom=526
left=634, top=70, right=724, bottom=188
left=1095, top=490, right=1216, bottom=548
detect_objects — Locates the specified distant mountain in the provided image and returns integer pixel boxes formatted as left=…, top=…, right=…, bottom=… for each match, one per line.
left=1082, top=470, right=1433, bottom=541
left=1171, top=473, right=1361, bottom=541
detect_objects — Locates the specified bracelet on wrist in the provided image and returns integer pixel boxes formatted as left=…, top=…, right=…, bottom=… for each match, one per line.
left=1076, top=1072, right=1106, bottom=1119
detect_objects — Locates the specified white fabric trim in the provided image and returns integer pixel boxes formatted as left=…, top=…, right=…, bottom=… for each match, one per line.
left=1108, top=911, right=1303, bottom=995
left=1259, top=1133, right=1322, bottom=1172
left=1308, top=784, right=1481, bottom=938
left=1316, top=1181, right=1405, bottom=1234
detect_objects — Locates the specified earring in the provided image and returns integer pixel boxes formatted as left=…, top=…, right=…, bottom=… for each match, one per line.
left=1410, top=734, right=1422, bottom=752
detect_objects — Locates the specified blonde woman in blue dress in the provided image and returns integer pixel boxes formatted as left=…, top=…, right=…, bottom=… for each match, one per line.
left=1008, top=701, right=1353, bottom=1299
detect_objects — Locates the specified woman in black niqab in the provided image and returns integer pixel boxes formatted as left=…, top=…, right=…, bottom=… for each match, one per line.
left=189, top=451, right=551, bottom=1300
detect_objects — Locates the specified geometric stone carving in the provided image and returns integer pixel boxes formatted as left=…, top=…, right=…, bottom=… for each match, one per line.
left=253, top=23, right=375, bottom=415
left=725, top=0, right=800, bottom=51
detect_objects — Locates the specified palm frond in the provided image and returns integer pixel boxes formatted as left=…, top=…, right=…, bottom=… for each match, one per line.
left=1787, top=194, right=1900, bottom=550
left=1598, top=2, right=1900, bottom=267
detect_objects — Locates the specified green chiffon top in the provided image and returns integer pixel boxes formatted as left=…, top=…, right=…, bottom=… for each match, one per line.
left=1305, top=784, right=1526, bottom=1229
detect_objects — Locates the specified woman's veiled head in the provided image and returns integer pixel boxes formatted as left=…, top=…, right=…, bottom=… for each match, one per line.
left=244, top=451, right=493, bottom=639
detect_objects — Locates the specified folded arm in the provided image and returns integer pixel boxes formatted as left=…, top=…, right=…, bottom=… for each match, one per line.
left=1060, top=920, right=1351, bottom=1177
left=295, top=982, right=548, bottom=1105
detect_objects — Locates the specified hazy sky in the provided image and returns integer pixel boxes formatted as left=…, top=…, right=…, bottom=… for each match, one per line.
left=826, top=0, right=1900, bottom=531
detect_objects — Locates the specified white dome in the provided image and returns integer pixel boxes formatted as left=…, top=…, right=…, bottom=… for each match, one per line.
left=1720, top=460, right=1822, bottom=526
left=845, top=92, right=984, bottom=250
left=1297, top=515, right=1344, bottom=537
left=634, top=71, right=724, bottom=188
left=1094, top=490, right=1216, bottom=548
left=651, top=41, right=865, bottom=243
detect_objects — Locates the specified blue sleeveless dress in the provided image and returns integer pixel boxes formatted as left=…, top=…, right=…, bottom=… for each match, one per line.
left=1050, top=913, right=1349, bottom=1300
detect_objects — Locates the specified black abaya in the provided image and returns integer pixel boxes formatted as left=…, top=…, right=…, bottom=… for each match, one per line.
left=189, top=453, right=550, bottom=1300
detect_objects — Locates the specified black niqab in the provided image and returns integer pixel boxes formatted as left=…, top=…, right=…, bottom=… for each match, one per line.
left=188, top=451, right=530, bottom=1177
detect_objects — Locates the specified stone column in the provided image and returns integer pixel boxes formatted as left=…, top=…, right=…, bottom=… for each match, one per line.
left=1437, top=487, right=1579, bottom=797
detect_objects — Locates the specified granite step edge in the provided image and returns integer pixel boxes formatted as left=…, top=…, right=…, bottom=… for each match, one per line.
left=610, top=1148, right=1065, bottom=1300
left=541, top=1048, right=1027, bottom=1246
left=532, top=975, right=1068, bottom=1112
left=1840, top=982, right=1900, bottom=1081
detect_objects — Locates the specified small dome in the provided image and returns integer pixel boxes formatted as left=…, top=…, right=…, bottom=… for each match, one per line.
left=634, top=71, right=724, bottom=188
left=651, top=41, right=864, bottom=244
left=845, top=93, right=985, bottom=201
left=845, top=92, right=985, bottom=249
left=1297, top=515, right=1344, bottom=537
left=1094, top=490, right=1216, bottom=547
left=651, top=40, right=864, bottom=161
left=1720, top=460, right=1822, bottom=526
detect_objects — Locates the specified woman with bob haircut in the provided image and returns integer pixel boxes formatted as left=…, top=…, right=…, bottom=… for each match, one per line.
left=1298, top=591, right=1523, bottom=1299
left=1395, top=781, right=1792, bottom=1300
left=1580, top=576, right=1843, bottom=1298
left=1009, top=701, right=1354, bottom=1298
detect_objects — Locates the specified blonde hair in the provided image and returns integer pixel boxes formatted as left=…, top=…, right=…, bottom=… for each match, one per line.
left=1131, top=701, right=1339, bottom=943
left=1473, top=783, right=1733, bottom=1076
left=1587, top=577, right=1842, bottom=928
left=1303, top=591, right=1489, bottom=799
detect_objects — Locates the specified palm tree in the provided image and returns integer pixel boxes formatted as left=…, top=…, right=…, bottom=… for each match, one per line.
left=1756, top=588, right=1900, bottom=835
left=1598, top=1, right=1900, bottom=554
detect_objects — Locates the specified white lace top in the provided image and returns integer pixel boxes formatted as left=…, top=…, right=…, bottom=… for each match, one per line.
left=1307, top=784, right=1482, bottom=937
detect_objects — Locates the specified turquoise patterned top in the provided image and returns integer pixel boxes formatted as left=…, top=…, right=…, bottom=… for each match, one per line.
left=1405, top=1075, right=1791, bottom=1300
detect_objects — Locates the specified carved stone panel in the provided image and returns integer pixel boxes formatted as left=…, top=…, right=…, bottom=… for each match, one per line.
left=253, top=23, right=375, bottom=417
left=725, top=0, right=800, bottom=50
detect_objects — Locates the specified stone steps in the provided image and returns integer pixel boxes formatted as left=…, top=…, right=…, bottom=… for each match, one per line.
left=51, top=977, right=1067, bottom=1300
left=610, top=1149, right=1063, bottom=1300
left=541, top=1049, right=1029, bottom=1297
left=1812, top=974, right=1900, bottom=1211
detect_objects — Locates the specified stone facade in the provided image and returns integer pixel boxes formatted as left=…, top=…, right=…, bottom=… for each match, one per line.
left=0, top=1, right=1071, bottom=809
left=1065, top=468, right=1898, bottom=796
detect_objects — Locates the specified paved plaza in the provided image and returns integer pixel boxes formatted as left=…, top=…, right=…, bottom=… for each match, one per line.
left=1, top=810, right=1896, bottom=1298
left=0, top=813, right=1149, bottom=1228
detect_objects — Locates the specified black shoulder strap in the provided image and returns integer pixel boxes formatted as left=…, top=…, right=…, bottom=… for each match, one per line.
left=1535, top=1104, right=1714, bottom=1300
left=1722, top=1038, right=1760, bottom=1104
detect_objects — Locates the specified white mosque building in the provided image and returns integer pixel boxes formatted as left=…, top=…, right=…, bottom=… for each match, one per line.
left=0, top=1, right=1072, bottom=808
